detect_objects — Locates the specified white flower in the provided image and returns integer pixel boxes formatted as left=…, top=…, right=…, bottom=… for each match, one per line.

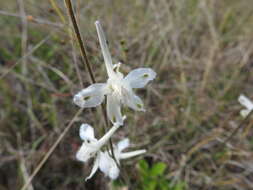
left=82, top=138, right=146, bottom=181
left=238, top=94, right=253, bottom=117
left=73, top=21, right=156, bottom=125
left=76, top=123, right=120, bottom=180
left=98, top=138, right=146, bottom=180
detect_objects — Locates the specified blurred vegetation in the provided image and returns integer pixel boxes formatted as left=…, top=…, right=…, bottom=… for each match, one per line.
left=0, top=0, right=253, bottom=189
left=137, top=160, right=186, bottom=190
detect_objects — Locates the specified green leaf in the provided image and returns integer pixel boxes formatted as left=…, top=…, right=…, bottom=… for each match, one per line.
left=159, top=179, right=170, bottom=190
left=138, top=159, right=149, bottom=171
left=150, top=162, right=167, bottom=177
left=145, top=180, right=157, bottom=190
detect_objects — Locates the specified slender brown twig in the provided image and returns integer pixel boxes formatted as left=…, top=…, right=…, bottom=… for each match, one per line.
left=222, top=110, right=253, bottom=145
left=0, top=34, right=53, bottom=79
left=64, top=0, right=95, bottom=83
left=64, top=0, right=117, bottom=170
left=0, top=10, right=64, bottom=28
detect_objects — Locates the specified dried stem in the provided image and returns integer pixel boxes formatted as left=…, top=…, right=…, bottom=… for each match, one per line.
left=223, top=110, right=253, bottom=145
left=64, top=0, right=96, bottom=83
left=64, top=0, right=117, bottom=170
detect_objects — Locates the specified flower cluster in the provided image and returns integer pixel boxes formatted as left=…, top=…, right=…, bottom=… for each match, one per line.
left=74, top=21, right=156, bottom=180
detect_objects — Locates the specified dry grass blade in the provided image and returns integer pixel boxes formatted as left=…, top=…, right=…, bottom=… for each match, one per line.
left=20, top=108, right=83, bottom=190
left=222, top=110, right=253, bottom=145
left=0, top=33, right=53, bottom=79
left=1, top=0, right=253, bottom=189
left=0, top=10, right=64, bottom=27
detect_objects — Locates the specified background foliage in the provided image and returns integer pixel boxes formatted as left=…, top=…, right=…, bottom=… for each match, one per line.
left=1, top=0, right=253, bottom=189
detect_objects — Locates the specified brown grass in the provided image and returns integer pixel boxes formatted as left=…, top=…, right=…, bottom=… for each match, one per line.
left=1, top=0, right=253, bottom=189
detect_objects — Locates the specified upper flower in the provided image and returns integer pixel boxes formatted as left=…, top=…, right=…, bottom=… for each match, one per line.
left=238, top=94, right=253, bottom=117
left=81, top=138, right=146, bottom=180
left=76, top=123, right=120, bottom=180
left=73, top=21, right=156, bottom=125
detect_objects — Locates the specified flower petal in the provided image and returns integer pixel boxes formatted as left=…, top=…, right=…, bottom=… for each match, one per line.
left=76, top=142, right=96, bottom=162
left=73, top=83, right=106, bottom=108
left=95, top=21, right=115, bottom=77
left=99, top=152, right=120, bottom=180
left=117, top=138, right=129, bottom=152
left=107, top=94, right=124, bottom=125
left=123, top=91, right=145, bottom=111
left=79, top=124, right=95, bottom=141
left=240, top=109, right=251, bottom=118
left=124, top=68, right=156, bottom=88
left=238, top=94, right=253, bottom=110
left=85, top=153, right=100, bottom=181
left=120, top=149, right=146, bottom=160
left=98, top=152, right=111, bottom=174
left=108, top=165, right=120, bottom=180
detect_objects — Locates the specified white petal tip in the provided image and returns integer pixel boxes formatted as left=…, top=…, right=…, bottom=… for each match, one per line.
left=95, top=20, right=100, bottom=25
left=120, top=149, right=147, bottom=159
left=73, top=94, right=84, bottom=108
left=79, top=123, right=95, bottom=140
left=117, top=138, right=130, bottom=151
left=238, top=94, right=253, bottom=111
left=238, top=94, right=246, bottom=103
left=76, top=150, right=85, bottom=162
left=240, top=109, right=250, bottom=118
left=109, top=168, right=120, bottom=180
left=134, top=149, right=147, bottom=155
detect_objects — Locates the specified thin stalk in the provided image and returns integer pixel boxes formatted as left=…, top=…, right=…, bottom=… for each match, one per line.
left=49, top=0, right=66, bottom=24
left=64, top=0, right=95, bottom=83
left=64, top=0, right=117, bottom=167
left=222, top=110, right=253, bottom=145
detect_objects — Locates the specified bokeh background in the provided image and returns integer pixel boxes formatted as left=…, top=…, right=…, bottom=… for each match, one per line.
left=1, top=0, right=253, bottom=189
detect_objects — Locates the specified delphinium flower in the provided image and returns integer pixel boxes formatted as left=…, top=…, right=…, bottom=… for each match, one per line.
left=238, top=94, right=253, bottom=117
left=73, top=21, right=156, bottom=125
left=76, top=123, right=120, bottom=180
left=78, top=137, right=146, bottom=180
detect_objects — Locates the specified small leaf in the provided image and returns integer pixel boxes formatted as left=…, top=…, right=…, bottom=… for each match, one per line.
left=145, top=181, right=157, bottom=190
left=150, top=162, right=166, bottom=177
left=138, top=160, right=149, bottom=171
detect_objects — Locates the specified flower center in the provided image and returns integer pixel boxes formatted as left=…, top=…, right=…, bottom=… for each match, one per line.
left=110, top=82, right=123, bottom=96
left=107, top=75, right=126, bottom=99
